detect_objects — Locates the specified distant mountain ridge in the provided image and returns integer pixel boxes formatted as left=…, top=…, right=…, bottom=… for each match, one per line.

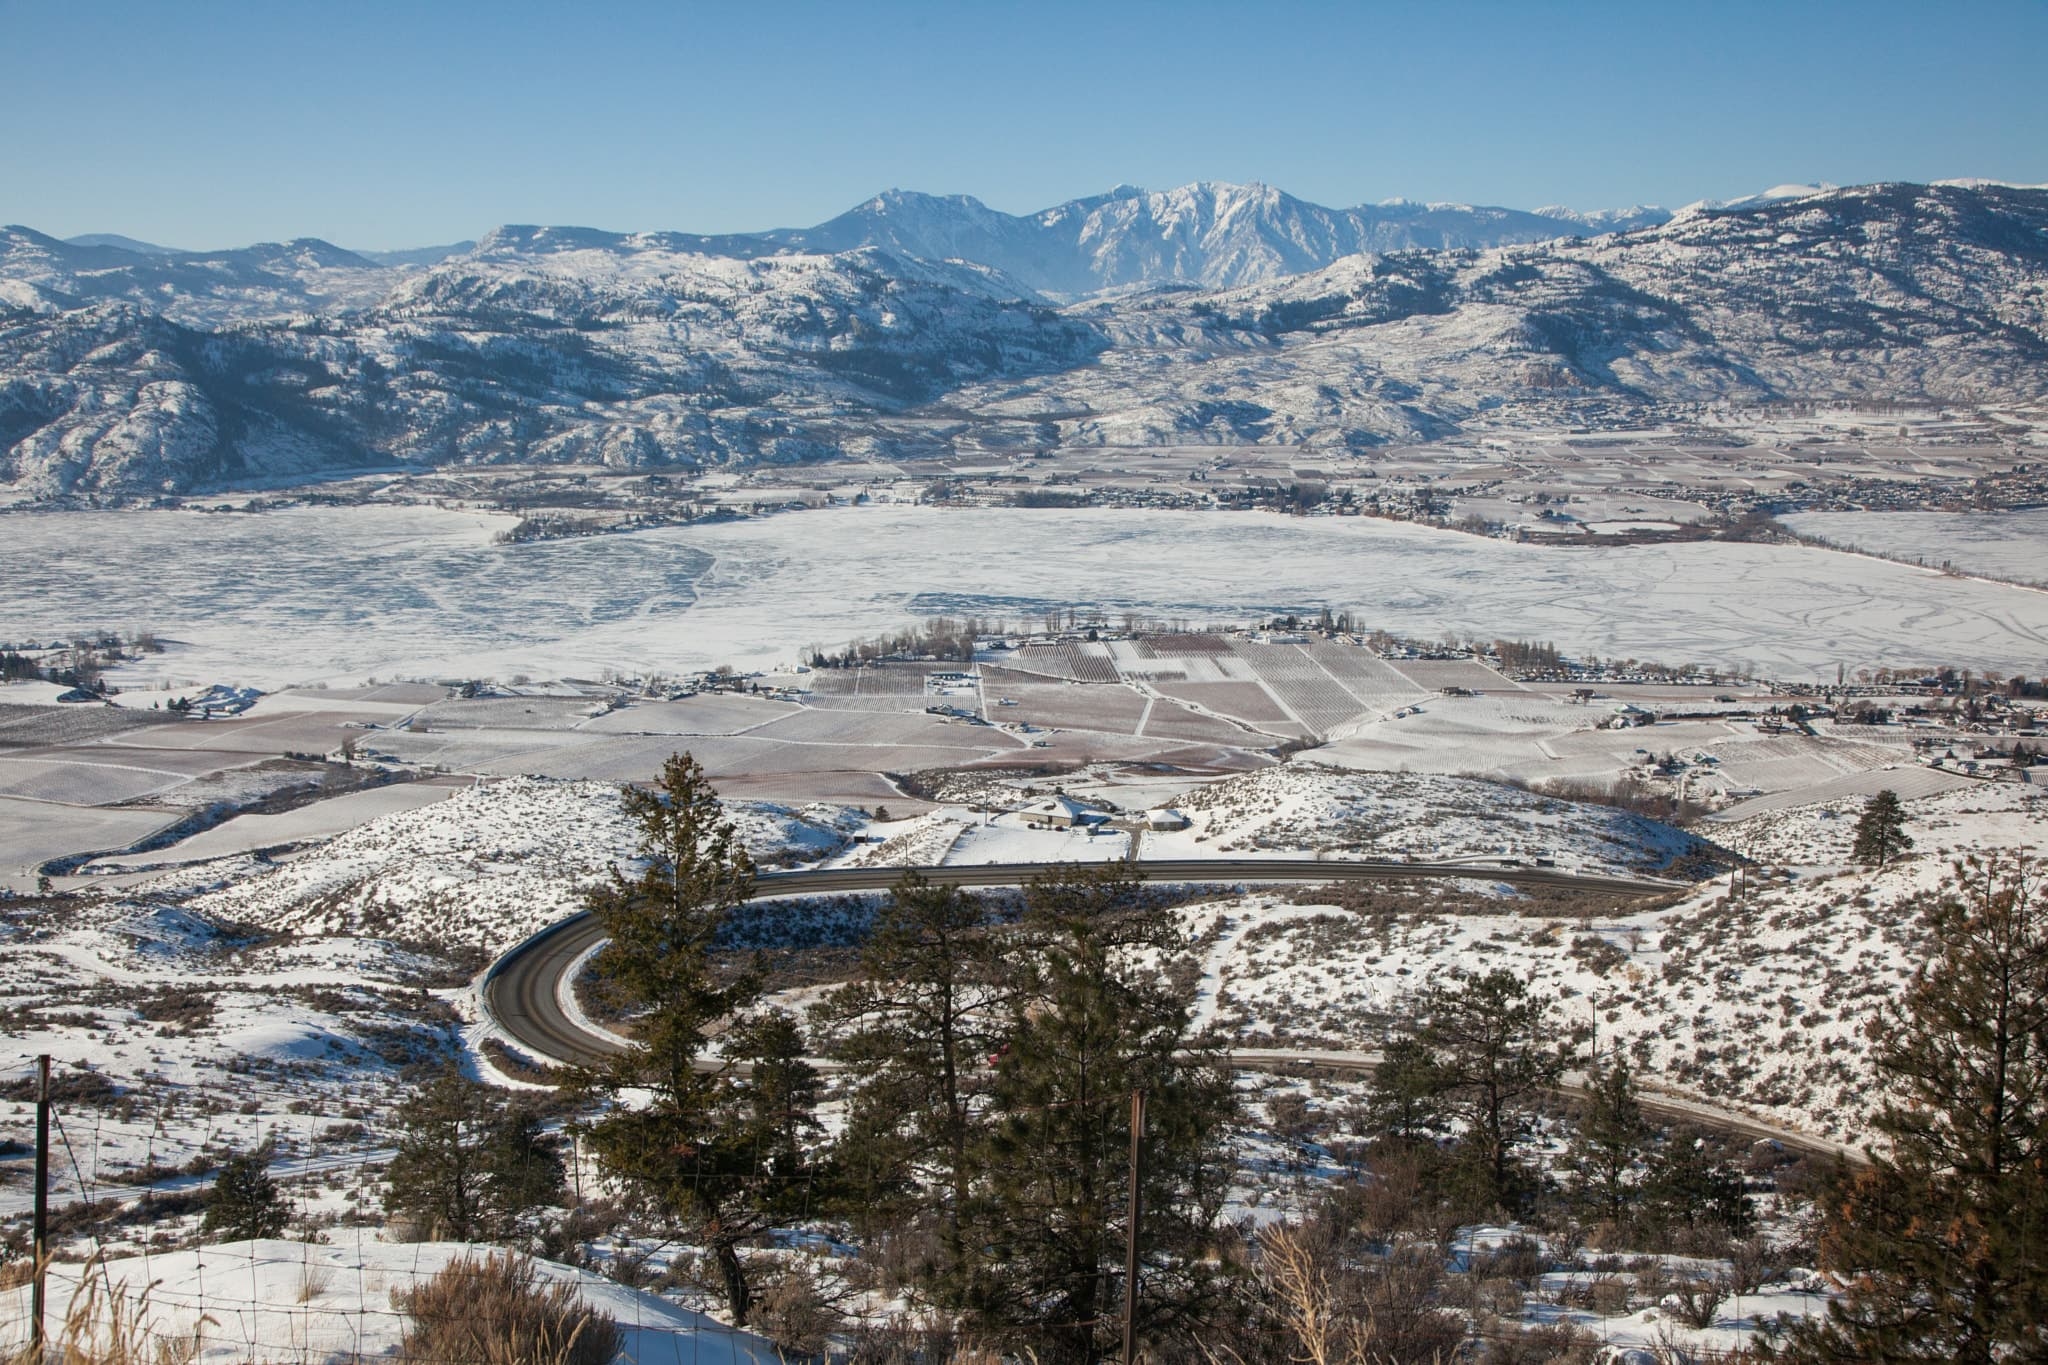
left=749, top=183, right=1674, bottom=295
left=4, top=180, right=2044, bottom=502
left=63, top=232, right=187, bottom=255
left=0, top=224, right=397, bottom=323
left=23, top=181, right=1674, bottom=324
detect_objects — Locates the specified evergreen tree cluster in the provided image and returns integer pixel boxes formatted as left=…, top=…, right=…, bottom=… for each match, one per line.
left=383, top=1066, right=565, bottom=1243
left=286, top=748, right=2043, bottom=1362
left=577, top=753, right=1233, bottom=1362
left=1368, top=968, right=1754, bottom=1241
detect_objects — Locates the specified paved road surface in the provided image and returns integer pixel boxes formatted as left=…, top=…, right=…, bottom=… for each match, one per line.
left=479, top=857, right=1857, bottom=1159
left=483, top=858, right=1677, bottom=1069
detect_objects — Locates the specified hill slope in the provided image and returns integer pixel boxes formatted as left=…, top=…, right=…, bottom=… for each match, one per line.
left=3, top=182, right=2044, bottom=500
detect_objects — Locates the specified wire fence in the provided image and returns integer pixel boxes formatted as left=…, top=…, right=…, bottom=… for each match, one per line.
left=0, top=1051, right=1816, bottom=1364
left=0, top=1052, right=788, bottom=1363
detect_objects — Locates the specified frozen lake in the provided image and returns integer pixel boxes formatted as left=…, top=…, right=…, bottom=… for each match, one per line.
left=1780, top=508, right=2048, bottom=587
left=3, top=504, right=2045, bottom=688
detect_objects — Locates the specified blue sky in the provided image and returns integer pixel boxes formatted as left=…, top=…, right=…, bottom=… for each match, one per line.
left=3, top=0, right=2043, bottom=249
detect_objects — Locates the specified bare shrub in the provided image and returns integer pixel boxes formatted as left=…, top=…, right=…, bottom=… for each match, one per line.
left=1341, top=1144, right=1461, bottom=1247
left=840, top=1317, right=960, bottom=1364
left=1726, top=1236, right=1778, bottom=1295
left=1630, top=1256, right=1668, bottom=1306
left=1225, top=1222, right=1463, bottom=1365
left=1479, top=1319, right=1599, bottom=1364
left=392, top=1252, right=619, bottom=1365
left=1474, top=1275, right=1525, bottom=1318
left=134, top=989, right=215, bottom=1033
left=752, top=1262, right=839, bottom=1359
left=1471, top=1236, right=1549, bottom=1286
left=1665, top=1274, right=1728, bottom=1330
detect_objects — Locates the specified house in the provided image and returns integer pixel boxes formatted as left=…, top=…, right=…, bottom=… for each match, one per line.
left=1022, top=794, right=1099, bottom=829
left=1144, top=807, right=1191, bottom=831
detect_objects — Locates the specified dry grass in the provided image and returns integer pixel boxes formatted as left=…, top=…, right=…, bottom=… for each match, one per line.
left=3, top=1257, right=205, bottom=1365
left=392, top=1251, right=620, bottom=1365
left=293, top=1264, right=332, bottom=1305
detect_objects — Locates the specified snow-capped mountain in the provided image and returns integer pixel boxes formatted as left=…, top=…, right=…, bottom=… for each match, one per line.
left=985, top=181, right=2048, bottom=448
left=3, top=181, right=2043, bottom=501
left=0, top=225, right=403, bottom=324
left=0, top=240, right=1106, bottom=499
left=751, top=182, right=1672, bottom=295
left=25, top=181, right=1661, bottom=324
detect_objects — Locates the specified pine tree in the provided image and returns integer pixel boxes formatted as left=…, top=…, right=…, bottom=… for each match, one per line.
left=721, top=1009, right=824, bottom=1187
left=1642, top=1130, right=1752, bottom=1239
left=1851, top=787, right=1913, bottom=867
left=1373, top=967, right=1570, bottom=1214
left=585, top=751, right=758, bottom=1100
left=958, top=864, right=1236, bottom=1364
left=819, top=871, right=1009, bottom=1277
left=203, top=1148, right=287, bottom=1241
left=384, top=1066, right=564, bottom=1242
left=1775, top=854, right=2048, bottom=1363
left=1367, top=1034, right=1448, bottom=1145
left=580, top=751, right=825, bottom=1328
left=1565, top=1058, right=1648, bottom=1231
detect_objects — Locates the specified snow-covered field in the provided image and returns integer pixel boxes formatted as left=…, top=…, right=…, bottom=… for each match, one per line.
left=1317, top=694, right=1926, bottom=808
left=5, top=504, right=2047, bottom=689
left=0, top=796, right=176, bottom=890
left=1782, top=508, right=2048, bottom=585
left=87, top=780, right=467, bottom=871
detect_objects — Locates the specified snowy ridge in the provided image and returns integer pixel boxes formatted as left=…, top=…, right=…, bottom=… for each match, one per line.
left=680, top=181, right=1674, bottom=296
left=6, top=180, right=2045, bottom=499
left=1149, top=765, right=1718, bottom=874
left=190, top=777, right=856, bottom=953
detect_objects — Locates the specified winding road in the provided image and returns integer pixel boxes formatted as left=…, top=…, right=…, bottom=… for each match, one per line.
left=481, top=857, right=1674, bottom=1068
left=477, top=858, right=1860, bottom=1161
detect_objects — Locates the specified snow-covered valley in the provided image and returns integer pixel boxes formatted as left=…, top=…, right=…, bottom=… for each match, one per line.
left=4, top=502, right=2046, bottom=689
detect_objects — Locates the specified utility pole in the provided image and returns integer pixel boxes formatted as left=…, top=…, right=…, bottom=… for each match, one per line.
left=32, top=1054, right=50, bottom=1355
left=1121, top=1088, right=1147, bottom=1365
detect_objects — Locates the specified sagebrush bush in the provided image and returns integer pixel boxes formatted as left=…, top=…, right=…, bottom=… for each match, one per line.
left=394, top=1252, right=620, bottom=1365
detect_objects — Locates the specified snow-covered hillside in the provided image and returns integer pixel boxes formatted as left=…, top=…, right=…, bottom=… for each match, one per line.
left=165, top=766, right=1710, bottom=952
left=0, top=240, right=1104, bottom=498
left=1151, top=765, right=1718, bottom=874
left=1004, top=181, right=2048, bottom=449
left=186, top=777, right=856, bottom=952
left=0, top=225, right=404, bottom=324
left=1194, top=781, right=2048, bottom=1144
left=7, top=180, right=2044, bottom=500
